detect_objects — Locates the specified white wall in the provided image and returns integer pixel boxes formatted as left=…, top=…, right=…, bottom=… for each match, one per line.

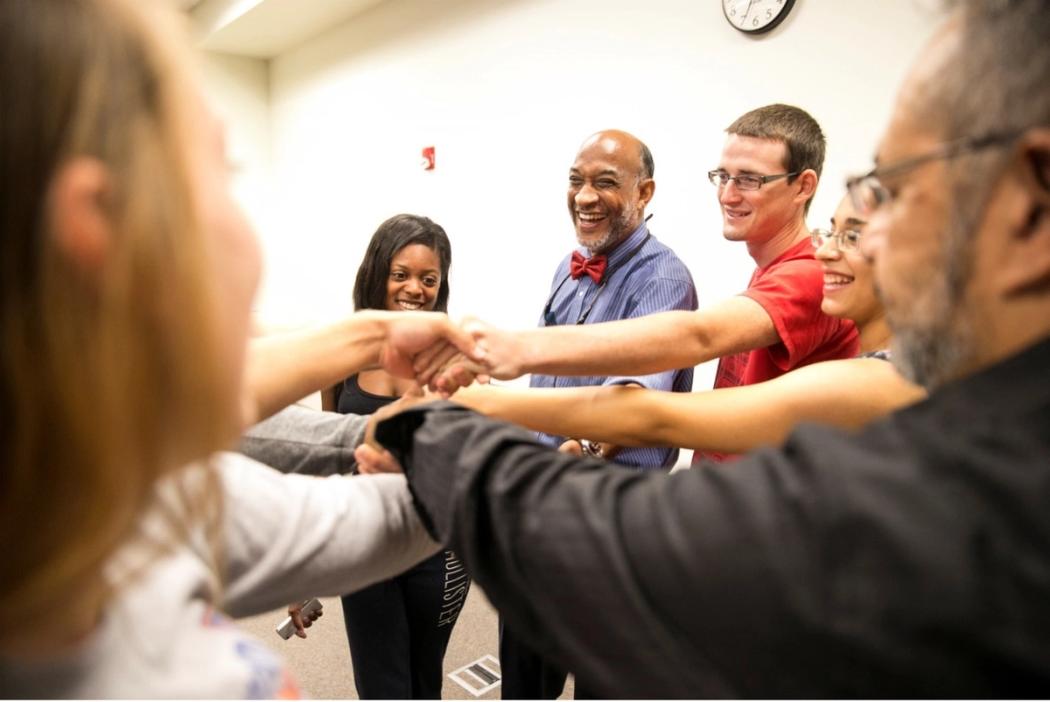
left=198, top=51, right=273, bottom=298
left=210, top=0, right=941, bottom=388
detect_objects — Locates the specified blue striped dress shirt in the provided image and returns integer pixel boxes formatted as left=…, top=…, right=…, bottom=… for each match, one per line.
left=530, top=222, right=698, bottom=469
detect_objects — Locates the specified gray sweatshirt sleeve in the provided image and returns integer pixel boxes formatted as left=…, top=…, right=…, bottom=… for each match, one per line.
left=215, top=452, right=439, bottom=617
left=238, top=404, right=367, bottom=476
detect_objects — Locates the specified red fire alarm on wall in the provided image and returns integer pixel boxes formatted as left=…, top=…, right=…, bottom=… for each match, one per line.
left=421, top=146, right=435, bottom=171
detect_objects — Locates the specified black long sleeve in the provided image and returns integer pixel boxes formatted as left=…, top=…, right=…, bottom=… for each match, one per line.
left=377, top=332, right=1050, bottom=700
left=377, top=402, right=836, bottom=697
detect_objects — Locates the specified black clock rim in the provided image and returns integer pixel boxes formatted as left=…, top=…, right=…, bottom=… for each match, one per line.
left=723, top=0, right=797, bottom=35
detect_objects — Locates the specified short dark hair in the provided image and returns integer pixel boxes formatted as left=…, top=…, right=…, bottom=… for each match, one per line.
left=352, top=214, right=452, bottom=313
left=727, top=104, right=825, bottom=213
left=639, top=141, right=655, bottom=180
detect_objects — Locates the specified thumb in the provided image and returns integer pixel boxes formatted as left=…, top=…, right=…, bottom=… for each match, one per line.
left=461, top=315, right=487, bottom=337
left=447, top=316, right=487, bottom=360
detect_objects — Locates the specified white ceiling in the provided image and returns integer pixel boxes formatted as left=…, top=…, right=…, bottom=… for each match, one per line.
left=190, top=0, right=390, bottom=59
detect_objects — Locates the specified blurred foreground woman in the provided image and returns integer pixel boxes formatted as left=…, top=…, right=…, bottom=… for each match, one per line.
left=0, top=0, right=467, bottom=696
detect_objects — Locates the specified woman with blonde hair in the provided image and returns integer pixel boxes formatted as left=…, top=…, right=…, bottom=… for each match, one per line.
left=0, top=0, right=474, bottom=696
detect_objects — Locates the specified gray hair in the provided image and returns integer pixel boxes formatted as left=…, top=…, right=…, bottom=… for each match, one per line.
left=937, top=0, right=1050, bottom=142
left=938, top=0, right=1050, bottom=300
left=891, top=0, right=1049, bottom=388
left=931, top=0, right=1050, bottom=224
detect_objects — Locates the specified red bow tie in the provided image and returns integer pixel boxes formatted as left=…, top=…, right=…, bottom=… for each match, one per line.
left=570, top=251, right=608, bottom=284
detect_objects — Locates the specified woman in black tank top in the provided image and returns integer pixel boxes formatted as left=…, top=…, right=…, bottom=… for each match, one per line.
left=320, top=215, right=469, bottom=699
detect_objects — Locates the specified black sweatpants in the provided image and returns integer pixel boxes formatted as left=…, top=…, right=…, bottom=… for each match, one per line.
left=500, top=622, right=597, bottom=699
left=342, top=550, right=470, bottom=699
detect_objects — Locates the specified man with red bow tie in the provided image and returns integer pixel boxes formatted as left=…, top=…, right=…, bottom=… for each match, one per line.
left=501, top=129, right=697, bottom=700
left=533, top=129, right=697, bottom=466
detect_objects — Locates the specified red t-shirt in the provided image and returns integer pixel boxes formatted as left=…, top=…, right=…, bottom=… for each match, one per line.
left=696, top=237, right=859, bottom=463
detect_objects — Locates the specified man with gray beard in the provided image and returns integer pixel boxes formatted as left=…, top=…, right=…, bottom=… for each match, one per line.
left=500, top=129, right=696, bottom=699
left=372, top=0, right=1050, bottom=696
left=527, top=129, right=696, bottom=469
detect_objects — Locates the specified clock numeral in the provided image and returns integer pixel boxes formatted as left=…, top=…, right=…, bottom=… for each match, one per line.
left=726, top=0, right=792, bottom=32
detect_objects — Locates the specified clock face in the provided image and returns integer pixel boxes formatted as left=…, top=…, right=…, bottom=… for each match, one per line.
left=722, top=0, right=796, bottom=34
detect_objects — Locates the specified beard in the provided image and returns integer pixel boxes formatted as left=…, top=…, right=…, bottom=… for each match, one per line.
left=577, top=203, right=639, bottom=254
left=887, top=210, right=977, bottom=390
left=891, top=306, right=974, bottom=390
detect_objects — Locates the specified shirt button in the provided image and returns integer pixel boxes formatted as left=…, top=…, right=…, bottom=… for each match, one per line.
left=578, top=291, right=584, bottom=297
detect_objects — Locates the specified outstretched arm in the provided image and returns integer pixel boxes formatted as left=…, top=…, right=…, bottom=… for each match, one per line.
left=422, top=296, right=777, bottom=390
left=454, top=358, right=924, bottom=454
left=371, top=403, right=884, bottom=697
left=214, top=453, right=439, bottom=617
left=244, top=311, right=482, bottom=425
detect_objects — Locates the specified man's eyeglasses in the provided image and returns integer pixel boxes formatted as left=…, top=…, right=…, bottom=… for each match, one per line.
left=811, top=228, right=863, bottom=252
left=846, top=129, right=1023, bottom=216
left=707, top=169, right=799, bottom=191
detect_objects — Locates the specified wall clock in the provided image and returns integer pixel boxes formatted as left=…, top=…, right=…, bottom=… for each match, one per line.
left=722, top=0, right=796, bottom=35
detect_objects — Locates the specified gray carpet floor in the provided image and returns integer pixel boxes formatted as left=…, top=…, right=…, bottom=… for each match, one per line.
left=238, top=586, right=574, bottom=699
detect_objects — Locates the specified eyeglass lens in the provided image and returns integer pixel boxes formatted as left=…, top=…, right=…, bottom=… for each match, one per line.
left=707, top=171, right=762, bottom=190
left=812, top=229, right=862, bottom=250
left=848, top=176, right=889, bottom=216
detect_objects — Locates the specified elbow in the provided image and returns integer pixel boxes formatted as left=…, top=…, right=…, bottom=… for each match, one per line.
left=642, top=413, right=679, bottom=448
left=685, top=321, right=717, bottom=367
left=604, top=387, right=668, bottom=448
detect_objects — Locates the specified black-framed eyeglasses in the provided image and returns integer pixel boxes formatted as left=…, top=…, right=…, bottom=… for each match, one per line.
left=846, top=129, right=1023, bottom=216
left=810, top=228, right=863, bottom=252
left=707, top=169, right=799, bottom=191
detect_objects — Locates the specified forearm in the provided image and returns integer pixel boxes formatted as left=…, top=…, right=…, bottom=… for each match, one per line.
left=514, top=311, right=712, bottom=377
left=508, top=297, right=778, bottom=379
left=661, top=359, right=927, bottom=453
left=239, top=405, right=366, bottom=477
left=217, top=453, right=439, bottom=617
left=456, top=384, right=752, bottom=452
left=456, top=360, right=925, bottom=455
left=455, top=384, right=666, bottom=448
left=245, top=313, right=387, bottom=424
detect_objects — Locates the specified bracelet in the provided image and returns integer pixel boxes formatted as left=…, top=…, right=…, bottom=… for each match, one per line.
left=580, top=439, right=603, bottom=458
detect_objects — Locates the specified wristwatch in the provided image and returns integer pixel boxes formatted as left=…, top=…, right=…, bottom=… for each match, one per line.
left=580, top=439, right=603, bottom=458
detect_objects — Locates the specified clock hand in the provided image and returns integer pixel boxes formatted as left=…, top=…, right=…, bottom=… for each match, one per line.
left=740, top=0, right=754, bottom=27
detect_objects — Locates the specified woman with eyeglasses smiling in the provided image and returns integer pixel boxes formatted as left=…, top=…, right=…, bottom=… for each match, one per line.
left=809, top=200, right=888, bottom=358
left=451, top=193, right=925, bottom=456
